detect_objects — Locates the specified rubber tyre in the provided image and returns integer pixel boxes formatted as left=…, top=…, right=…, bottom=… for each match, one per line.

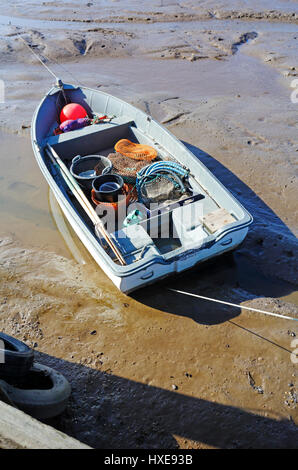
left=0, top=382, right=16, bottom=407
left=0, top=362, right=71, bottom=420
left=0, top=332, right=34, bottom=378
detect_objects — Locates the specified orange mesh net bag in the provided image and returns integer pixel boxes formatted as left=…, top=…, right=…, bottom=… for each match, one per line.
left=114, top=139, right=157, bottom=161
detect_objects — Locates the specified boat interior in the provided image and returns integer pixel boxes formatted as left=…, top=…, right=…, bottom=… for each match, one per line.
left=41, top=86, right=248, bottom=267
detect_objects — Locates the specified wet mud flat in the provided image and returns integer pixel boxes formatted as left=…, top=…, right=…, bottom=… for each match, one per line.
left=0, top=234, right=297, bottom=449
left=0, top=0, right=297, bottom=449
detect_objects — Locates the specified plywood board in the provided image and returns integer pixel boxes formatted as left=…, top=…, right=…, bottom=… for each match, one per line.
left=0, top=401, right=91, bottom=449
left=202, top=208, right=236, bottom=233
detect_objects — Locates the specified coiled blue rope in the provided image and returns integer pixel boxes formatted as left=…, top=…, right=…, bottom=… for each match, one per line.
left=136, top=161, right=189, bottom=203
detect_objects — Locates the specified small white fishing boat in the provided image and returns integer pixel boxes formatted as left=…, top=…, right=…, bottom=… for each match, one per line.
left=31, top=80, right=252, bottom=293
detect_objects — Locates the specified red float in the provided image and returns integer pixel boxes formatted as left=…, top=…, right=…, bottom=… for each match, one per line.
left=60, top=103, right=87, bottom=123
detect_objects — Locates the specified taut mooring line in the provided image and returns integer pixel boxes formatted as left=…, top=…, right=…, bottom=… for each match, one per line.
left=169, top=288, right=298, bottom=322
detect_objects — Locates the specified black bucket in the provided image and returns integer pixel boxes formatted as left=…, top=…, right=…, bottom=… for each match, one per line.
left=70, top=155, right=112, bottom=191
left=92, top=174, right=124, bottom=203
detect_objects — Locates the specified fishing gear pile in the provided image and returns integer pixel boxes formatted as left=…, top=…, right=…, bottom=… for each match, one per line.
left=106, top=139, right=158, bottom=184
left=136, top=161, right=190, bottom=206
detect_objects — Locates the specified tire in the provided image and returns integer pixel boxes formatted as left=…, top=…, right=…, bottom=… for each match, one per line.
left=0, top=382, right=16, bottom=407
left=0, top=362, right=71, bottom=420
left=0, top=332, right=34, bottom=378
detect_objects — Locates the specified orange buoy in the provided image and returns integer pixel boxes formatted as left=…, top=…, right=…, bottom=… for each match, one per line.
left=60, top=103, right=87, bottom=123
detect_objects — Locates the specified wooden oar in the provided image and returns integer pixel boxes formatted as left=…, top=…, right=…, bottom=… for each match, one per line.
left=45, top=144, right=126, bottom=266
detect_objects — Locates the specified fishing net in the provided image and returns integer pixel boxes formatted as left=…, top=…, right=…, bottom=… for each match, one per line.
left=139, top=174, right=185, bottom=207
left=108, top=152, right=150, bottom=183
left=135, top=161, right=191, bottom=207
left=114, top=139, right=157, bottom=161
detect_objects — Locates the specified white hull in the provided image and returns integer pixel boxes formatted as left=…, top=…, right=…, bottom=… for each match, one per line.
left=32, top=82, right=252, bottom=293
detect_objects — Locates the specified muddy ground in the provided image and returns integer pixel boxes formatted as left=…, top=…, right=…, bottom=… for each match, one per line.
left=0, top=0, right=297, bottom=449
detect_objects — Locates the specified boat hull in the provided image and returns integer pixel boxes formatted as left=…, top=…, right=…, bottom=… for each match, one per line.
left=31, top=83, right=253, bottom=293
left=56, top=192, right=247, bottom=293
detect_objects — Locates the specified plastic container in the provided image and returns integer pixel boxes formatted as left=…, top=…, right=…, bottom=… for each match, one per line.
left=91, top=183, right=132, bottom=214
left=172, top=199, right=206, bottom=247
left=92, top=174, right=124, bottom=203
left=70, top=155, right=112, bottom=191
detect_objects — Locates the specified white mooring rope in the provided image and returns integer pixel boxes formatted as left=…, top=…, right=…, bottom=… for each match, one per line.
left=169, top=288, right=298, bottom=322
left=17, top=32, right=84, bottom=87
left=18, top=34, right=59, bottom=81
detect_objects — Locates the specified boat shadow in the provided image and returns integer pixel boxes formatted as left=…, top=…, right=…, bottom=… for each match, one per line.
left=132, top=141, right=298, bottom=325
left=37, top=351, right=298, bottom=449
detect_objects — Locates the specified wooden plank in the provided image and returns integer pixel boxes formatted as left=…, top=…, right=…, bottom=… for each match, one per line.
left=0, top=401, right=91, bottom=449
left=202, top=208, right=236, bottom=234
